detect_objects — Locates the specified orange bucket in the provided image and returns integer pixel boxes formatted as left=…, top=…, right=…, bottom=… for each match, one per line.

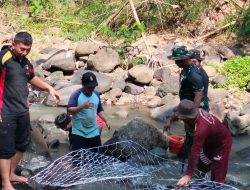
left=168, top=135, right=184, bottom=154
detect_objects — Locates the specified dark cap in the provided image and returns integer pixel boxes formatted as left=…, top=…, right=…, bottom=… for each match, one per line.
left=168, top=46, right=189, bottom=60
left=81, top=72, right=98, bottom=88
left=186, top=49, right=205, bottom=61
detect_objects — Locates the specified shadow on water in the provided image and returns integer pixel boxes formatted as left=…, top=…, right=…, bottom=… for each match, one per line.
left=15, top=104, right=250, bottom=190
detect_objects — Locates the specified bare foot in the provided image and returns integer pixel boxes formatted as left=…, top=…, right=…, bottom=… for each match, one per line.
left=10, top=174, right=28, bottom=182
left=2, top=182, right=15, bottom=190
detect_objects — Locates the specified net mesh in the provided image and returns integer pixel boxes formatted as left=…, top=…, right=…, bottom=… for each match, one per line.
left=30, top=141, right=238, bottom=190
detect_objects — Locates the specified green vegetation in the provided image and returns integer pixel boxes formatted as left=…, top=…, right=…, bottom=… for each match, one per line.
left=128, top=57, right=144, bottom=66
left=0, top=0, right=248, bottom=42
left=212, top=56, right=250, bottom=90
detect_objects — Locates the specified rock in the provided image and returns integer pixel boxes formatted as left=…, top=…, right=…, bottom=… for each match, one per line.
left=150, top=97, right=180, bottom=122
left=128, top=65, right=153, bottom=84
left=115, top=93, right=135, bottom=105
left=203, top=65, right=217, bottom=77
left=70, top=69, right=113, bottom=93
left=211, top=75, right=227, bottom=86
left=156, top=76, right=179, bottom=97
left=208, top=88, right=228, bottom=103
left=150, top=78, right=162, bottom=87
left=209, top=102, right=225, bottom=122
left=106, top=88, right=123, bottom=101
left=153, top=67, right=171, bottom=82
left=46, top=85, right=82, bottom=106
left=103, top=118, right=168, bottom=161
left=87, top=48, right=120, bottom=73
left=144, top=86, right=156, bottom=96
left=147, top=96, right=161, bottom=108
left=75, top=41, right=100, bottom=57
left=44, top=71, right=64, bottom=86
left=115, top=110, right=128, bottom=118
left=218, top=45, right=235, bottom=60
left=124, top=83, right=144, bottom=95
left=38, top=114, right=55, bottom=123
left=241, top=103, right=250, bottom=115
left=112, top=79, right=126, bottom=91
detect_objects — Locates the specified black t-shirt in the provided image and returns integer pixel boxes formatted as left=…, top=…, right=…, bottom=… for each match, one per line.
left=0, top=49, right=35, bottom=116
left=179, top=64, right=209, bottom=110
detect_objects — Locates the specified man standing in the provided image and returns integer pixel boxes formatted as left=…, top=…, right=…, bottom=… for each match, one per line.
left=0, top=32, right=61, bottom=190
left=164, top=46, right=209, bottom=158
left=175, top=100, right=232, bottom=185
left=67, top=72, right=111, bottom=151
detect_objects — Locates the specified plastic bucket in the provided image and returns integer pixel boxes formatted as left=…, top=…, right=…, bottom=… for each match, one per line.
left=168, top=135, right=184, bottom=154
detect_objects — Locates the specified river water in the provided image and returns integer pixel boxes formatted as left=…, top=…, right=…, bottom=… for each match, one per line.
left=23, top=104, right=250, bottom=190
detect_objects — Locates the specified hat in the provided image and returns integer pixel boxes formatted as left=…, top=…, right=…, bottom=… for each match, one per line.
left=81, top=72, right=98, bottom=88
left=168, top=46, right=189, bottom=60
left=54, top=113, right=71, bottom=130
left=175, top=99, right=199, bottom=119
left=187, top=49, right=205, bottom=61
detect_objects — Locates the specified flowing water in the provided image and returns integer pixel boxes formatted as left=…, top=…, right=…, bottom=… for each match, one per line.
left=23, top=104, right=250, bottom=189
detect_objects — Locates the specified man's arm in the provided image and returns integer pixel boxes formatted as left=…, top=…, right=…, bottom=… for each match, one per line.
left=193, top=91, right=202, bottom=108
left=29, top=76, right=61, bottom=103
left=98, top=111, right=111, bottom=131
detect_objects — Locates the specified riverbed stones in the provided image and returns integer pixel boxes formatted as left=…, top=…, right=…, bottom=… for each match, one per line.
left=128, top=64, right=153, bottom=84
left=75, top=41, right=100, bottom=57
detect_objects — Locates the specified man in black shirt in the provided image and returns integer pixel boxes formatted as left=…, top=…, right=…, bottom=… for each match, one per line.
left=0, top=32, right=61, bottom=190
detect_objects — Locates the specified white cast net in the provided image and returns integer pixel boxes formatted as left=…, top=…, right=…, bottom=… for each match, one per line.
left=30, top=141, right=238, bottom=190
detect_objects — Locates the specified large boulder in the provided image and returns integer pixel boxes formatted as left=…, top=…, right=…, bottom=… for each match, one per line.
left=87, top=48, right=120, bottom=73
left=128, top=65, right=153, bottom=84
left=156, top=76, right=179, bottom=97
left=75, top=41, right=100, bottom=57
left=103, top=118, right=168, bottom=161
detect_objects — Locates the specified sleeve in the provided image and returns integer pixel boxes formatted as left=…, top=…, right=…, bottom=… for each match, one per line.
left=67, top=89, right=81, bottom=108
left=94, top=91, right=104, bottom=114
left=28, top=62, right=35, bottom=81
left=188, top=71, right=204, bottom=92
left=185, top=119, right=208, bottom=177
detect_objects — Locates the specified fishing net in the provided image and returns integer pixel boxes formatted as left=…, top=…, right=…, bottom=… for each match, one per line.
left=30, top=141, right=238, bottom=190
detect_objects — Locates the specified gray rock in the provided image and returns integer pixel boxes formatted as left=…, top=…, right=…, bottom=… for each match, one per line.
left=241, top=103, right=250, bottom=115
left=128, top=65, right=153, bottom=84
left=104, top=118, right=168, bottom=161
left=112, top=79, right=126, bottom=91
left=153, top=67, right=171, bottom=82
left=75, top=41, right=100, bottom=57
left=211, top=75, right=227, bottom=86
left=156, top=76, right=179, bottom=97
left=87, top=48, right=120, bottom=73
left=124, top=83, right=144, bottom=95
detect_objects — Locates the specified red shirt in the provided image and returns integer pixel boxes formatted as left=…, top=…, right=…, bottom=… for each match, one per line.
left=185, top=109, right=232, bottom=176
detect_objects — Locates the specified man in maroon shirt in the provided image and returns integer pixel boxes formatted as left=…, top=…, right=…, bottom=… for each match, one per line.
left=174, top=100, right=232, bottom=186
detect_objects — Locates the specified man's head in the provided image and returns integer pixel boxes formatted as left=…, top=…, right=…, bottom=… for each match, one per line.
left=175, top=99, right=198, bottom=121
left=168, top=46, right=189, bottom=68
left=12, top=32, right=33, bottom=59
left=81, top=72, right=98, bottom=95
left=187, top=49, right=205, bottom=67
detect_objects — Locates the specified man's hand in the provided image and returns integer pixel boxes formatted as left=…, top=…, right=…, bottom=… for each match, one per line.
left=48, top=87, right=61, bottom=104
left=163, top=119, right=171, bottom=133
left=177, top=175, right=191, bottom=186
left=81, top=101, right=94, bottom=109
left=105, top=122, right=112, bottom=132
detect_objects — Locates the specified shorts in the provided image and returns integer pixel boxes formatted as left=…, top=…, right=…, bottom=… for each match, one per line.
left=70, top=134, right=101, bottom=152
left=0, top=113, right=31, bottom=159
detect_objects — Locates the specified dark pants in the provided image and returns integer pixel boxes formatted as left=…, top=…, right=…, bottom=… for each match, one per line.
left=70, top=134, right=101, bottom=152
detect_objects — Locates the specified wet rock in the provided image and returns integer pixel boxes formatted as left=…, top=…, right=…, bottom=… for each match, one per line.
left=104, top=118, right=168, bottom=161
left=115, top=110, right=128, bottom=118
left=106, top=88, right=123, bottom=101
left=147, top=96, right=161, bottom=108
left=38, top=114, right=55, bottom=123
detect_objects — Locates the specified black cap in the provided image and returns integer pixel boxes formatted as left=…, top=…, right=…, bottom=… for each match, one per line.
left=81, top=72, right=98, bottom=88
